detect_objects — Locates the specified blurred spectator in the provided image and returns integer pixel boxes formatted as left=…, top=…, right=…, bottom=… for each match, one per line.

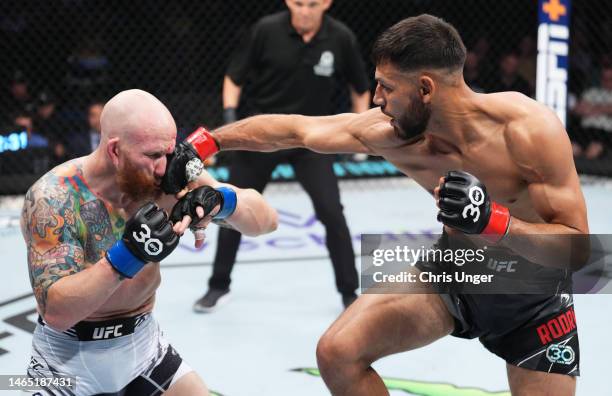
left=33, top=91, right=70, bottom=166
left=65, top=38, right=111, bottom=100
left=4, top=70, right=33, bottom=118
left=568, top=23, right=596, bottom=97
left=486, top=52, right=531, bottom=96
left=0, top=110, right=49, bottom=174
left=470, top=35, right=495, bottom=86
left=472, top=36, right=491, bottom=62
left=464, top=51, right=485, bottom=92
left=572, top=66, right=612, bottom=159
left=14, top=110, right=50, bottom=151
left=516, top=36, right=537, bottom=94
left=70, top=101, right=104, bottom=157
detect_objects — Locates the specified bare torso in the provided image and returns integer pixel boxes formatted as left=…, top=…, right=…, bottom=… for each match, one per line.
left=357, top=92, right=569, bottom=225
left=22, top=159, right=177, bottom=321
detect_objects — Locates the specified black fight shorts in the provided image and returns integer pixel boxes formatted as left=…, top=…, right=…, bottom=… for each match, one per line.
left=416, top=233, right=580, bottom=376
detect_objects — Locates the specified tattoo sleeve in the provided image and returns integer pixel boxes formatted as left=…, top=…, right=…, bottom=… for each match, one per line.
left=22, top=179, right=85, bottom=315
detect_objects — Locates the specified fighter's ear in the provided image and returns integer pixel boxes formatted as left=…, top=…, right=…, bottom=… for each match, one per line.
left=418, top=76, right=435, bottom=104
left=106, top=137, right=120, bottom=167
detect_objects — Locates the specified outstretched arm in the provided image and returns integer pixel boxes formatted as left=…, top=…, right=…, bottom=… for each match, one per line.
left=213, top=107, right=389, bottom=154
left=168, top=168, right=278, bottom=238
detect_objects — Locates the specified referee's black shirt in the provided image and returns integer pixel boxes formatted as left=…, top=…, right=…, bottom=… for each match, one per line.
left=227, top=11, right=369, bottom=116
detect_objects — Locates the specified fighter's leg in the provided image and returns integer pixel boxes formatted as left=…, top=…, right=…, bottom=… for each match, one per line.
left=507, top=364, right=575, bottom=396
left=316, top=292, right=454, bottom=396
left=164, top=371, right=209, bottom=396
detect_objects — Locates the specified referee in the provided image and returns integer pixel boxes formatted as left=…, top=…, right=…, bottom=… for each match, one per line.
left=194, top=0, right=370, bottom=312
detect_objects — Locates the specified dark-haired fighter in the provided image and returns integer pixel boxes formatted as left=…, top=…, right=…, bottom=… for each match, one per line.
left=163, top=14, right=588, bottom=396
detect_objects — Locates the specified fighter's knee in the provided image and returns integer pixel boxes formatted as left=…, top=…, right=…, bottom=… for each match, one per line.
left=316, top=330, right=363, bottom=374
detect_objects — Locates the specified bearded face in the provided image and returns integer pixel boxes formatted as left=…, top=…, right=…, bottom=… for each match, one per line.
left=116, top=155, right=161, bottom=203
left=394, top=91, right=432, bottom=141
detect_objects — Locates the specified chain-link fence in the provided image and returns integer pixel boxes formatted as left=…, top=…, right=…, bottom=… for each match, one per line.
left=567, top=1, right=612, bottom=175
left=0, top=0, right=610, bottom=194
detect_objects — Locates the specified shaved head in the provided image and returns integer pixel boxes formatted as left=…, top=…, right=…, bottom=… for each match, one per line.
left=101, top=89, right=176, bottom=145
left=97, top=89, right=178, bottom=202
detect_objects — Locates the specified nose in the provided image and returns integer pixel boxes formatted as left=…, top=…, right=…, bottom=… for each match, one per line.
left=154, top=156, right=167, bottom=179
left=373, top=84, right=384, bottom=106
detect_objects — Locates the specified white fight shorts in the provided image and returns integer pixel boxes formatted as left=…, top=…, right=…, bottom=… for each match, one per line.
left=23, top=313, right=192, bottom=395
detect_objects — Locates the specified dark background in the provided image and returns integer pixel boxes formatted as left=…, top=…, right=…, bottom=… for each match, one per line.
left=0, top=0, right=610, bottom=193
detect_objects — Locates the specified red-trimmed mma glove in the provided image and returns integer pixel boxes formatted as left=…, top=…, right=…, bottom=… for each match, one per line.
left=161, top=127, right=220, bottom=194
left=437, top=170, right=511, bottom=243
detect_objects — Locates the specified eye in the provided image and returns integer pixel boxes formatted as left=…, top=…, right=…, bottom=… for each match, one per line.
left=146, top=153, right=164, bottom=160
left=379, top=83, right=392, bottom=93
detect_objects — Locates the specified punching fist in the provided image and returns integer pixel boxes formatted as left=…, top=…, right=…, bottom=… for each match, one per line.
left=436, top=170, right=511, bottom=242
left=106, top=202, right=180, bottom=278
left=161, top=127, right=220, bottom=195
left=170, top=186, right=237, bottom=224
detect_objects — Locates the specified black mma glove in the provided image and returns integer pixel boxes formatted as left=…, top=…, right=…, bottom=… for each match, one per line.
left=106, top=202, right=179, bottom=278
left=161, top=127, right=220, bottom=195
left=437, top=170, right=511, bottom=242
left=170, top=185, right=238, bottom=224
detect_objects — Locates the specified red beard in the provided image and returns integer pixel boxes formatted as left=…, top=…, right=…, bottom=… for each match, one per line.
left=116, top=158, right=162, bottom=203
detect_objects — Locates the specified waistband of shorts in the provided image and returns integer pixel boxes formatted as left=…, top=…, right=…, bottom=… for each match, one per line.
left=38, top=312, right=150, bottom=341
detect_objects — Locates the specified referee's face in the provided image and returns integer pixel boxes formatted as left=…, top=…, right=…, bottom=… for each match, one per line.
left=286, top=0, right=332, bottom=35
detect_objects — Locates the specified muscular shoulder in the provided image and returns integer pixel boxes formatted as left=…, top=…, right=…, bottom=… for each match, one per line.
left=497, top=93, right=572, bottom=181
left=502, top=94, right=565, bottom=146
left=22, top=163, right=81, bottom=243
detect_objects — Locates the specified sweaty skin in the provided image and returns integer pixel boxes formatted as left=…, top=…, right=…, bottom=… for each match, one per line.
left=213, top=65, right=588, bottom=267
left=21, top=89, right=277, bottom=329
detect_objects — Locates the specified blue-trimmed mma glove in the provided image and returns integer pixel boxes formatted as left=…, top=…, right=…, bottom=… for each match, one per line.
left=437, top=170, right=510, bottom=243
left=170, top=185, right=237, bottom=224
left=106, top=202, right=180, bottom=278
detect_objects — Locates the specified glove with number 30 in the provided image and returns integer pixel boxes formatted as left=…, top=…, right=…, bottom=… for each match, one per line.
left=106, top=202, right=180, bottom=278
left=437, top=170, right=511, bottom=242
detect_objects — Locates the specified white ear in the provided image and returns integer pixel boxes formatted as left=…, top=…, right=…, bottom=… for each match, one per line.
left=107, top=138, right=120, bottom=167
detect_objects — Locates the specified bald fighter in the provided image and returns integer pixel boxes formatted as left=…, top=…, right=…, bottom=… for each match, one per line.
left=20, top=89, right=278, bottom=395
left=164, top=14, right=587, bottom=396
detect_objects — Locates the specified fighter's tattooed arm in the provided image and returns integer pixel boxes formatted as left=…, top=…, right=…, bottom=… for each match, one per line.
left=21, top=177, right=85, bottom=315
left=22, top=174, right=127, bottom=329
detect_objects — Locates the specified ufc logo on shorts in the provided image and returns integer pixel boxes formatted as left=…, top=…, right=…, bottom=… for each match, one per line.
left=93, top=324, right=124, bottom=339
left=132, top=224, right=163, bottom=255
left=462, top=186, right=485, bottom=222
left=487, top=259, right=517, bottom=272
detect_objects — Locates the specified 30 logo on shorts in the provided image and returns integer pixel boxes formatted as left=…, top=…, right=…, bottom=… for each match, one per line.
left=546, top=343, right=575, bottom=365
